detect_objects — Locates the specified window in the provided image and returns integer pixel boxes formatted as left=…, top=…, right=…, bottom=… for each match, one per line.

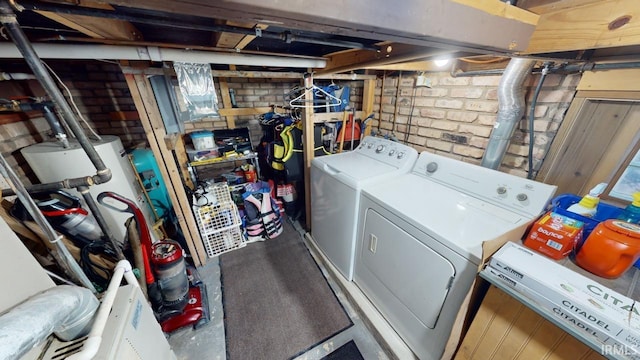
left=606, top=141, right=640, bottom=202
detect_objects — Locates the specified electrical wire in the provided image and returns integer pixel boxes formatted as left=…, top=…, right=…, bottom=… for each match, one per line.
left=41, top=61, right=103, bottom=141
left=404, top=85, right=418, bottom=145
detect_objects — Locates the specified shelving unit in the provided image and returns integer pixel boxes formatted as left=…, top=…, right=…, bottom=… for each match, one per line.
left=122, top=65, right=377, bottom=266
left=187, top=152, right=260, bottom=185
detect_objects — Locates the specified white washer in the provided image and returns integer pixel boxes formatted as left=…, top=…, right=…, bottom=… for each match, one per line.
left=354, top=152, right=557, bottom=360
left=311, top=136, right=418, bottom=280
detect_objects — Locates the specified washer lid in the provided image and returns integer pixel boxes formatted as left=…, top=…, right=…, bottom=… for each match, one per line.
left=362, top=174, right=530, bottom=263
left=312, top=152, right=396, bottom=183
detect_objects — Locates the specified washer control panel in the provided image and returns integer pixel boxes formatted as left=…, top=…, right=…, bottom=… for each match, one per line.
left=412, top=152, right=557, bottom=217
left=357, top=136, right=418, bottom=168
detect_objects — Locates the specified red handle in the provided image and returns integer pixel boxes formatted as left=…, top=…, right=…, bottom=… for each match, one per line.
left=41, top=207, right=88, bottom=217
left=97, top=191, right=155, bottom=284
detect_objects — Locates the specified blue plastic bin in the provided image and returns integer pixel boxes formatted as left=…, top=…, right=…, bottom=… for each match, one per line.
left=551, top=194, right=623, bottom=247
left=553, top=194, right=640, bottom=269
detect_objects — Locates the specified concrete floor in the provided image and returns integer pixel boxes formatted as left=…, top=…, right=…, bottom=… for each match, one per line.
left=167, top=219, right=389, bottom=360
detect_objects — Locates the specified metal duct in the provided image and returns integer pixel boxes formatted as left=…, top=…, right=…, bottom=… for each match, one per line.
left=481, top=57, right=536, bottom=169
left=0, top=285, right=98, bottom=360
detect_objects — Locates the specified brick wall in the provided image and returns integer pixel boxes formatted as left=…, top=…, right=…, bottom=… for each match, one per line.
left=0, top=60, right=581, bottom=183
left=371, top=71, right=581, bottom=177
left=183, top=78, right=364, bottom=146
left=0, top=60, right=144, bottom=184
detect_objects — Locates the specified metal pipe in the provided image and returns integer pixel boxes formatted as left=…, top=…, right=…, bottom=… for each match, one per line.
left=0, top=152, right=96, bottom=291
left=42, top=105, right=69, bottom=148
left=0, top=1, right=112, bottom=186
left=18, top=0, right=378, bottom=51
left=0, top=71, right=36, bottom=80
left=527, top=63, right=551, bottom=179
left=0, top=42, right=327, bottom=68
left=554, top=61, right=640, bottom=73
left=481, top=57, right=536, bottom=169
left=77, top=186, right=123, bottom=260
left=0, top=285, right=98, bottom=360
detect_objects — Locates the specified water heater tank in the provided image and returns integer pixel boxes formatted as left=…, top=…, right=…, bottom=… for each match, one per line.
left=21, top=135, right=155, bottom=244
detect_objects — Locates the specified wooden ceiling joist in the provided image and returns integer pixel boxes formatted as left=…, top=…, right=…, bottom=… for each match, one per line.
left=317, top=43, right=456, bottom=75
left=524, top=0, right=640, bottom=54
left=36, top=0, right=140, bottom=41
left=214, top=21, right=268, bottom=50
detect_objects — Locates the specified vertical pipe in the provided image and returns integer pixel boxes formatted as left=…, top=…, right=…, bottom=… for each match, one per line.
left=77, top=186, right=124, bottom=260
left=0, top=153, right=96, bottom=291
left=481, top=58, right=536, bottom=169
left=42, top=105, right=70, bottom=148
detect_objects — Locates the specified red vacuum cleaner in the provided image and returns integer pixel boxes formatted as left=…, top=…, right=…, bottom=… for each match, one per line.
left=97, top=191, right=210, bottom=332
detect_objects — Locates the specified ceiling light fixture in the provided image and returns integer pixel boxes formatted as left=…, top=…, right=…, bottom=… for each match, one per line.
left=434, top=59, right=450, bottom=67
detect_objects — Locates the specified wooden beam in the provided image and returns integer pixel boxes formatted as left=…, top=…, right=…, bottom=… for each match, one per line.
left=524, top=0, right=640, bottom=54
left=318, top=43, right=455, bottom=75
left=234, top=24, right=269, bottom=50
left=302, top=75, right=314, bottom=230
left=577, top=68, right=640, bottom=92
left=218, top=107, right=273, bottom=116
left=364, top=60, right=440, bottom=72
left=218, top=77, right=236, bottom=128
left=362, top=79, right=376, bottom=136
left=451, top=0, right=539, bottom=25
left=124, top=72, right=208, bottom=266
left=214, top=20, right=251, bottom=48
left=211, top=70, right=303, bottom=79
left=518, top=0, right=602, bottom=15
left=36, top=0, right=140, bottom=41
left=103, top=0, right=535, bottom=53
left=313, top=111, right=364, bottom=123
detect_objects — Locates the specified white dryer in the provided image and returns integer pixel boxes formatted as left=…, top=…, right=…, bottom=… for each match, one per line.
left=354, top=152, right=556, bottom=360
left=311, top=136, right=418, bottom=280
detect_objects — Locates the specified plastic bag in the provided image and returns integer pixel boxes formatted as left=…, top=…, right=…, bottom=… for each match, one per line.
left=173, top=62, right=219, bottom=120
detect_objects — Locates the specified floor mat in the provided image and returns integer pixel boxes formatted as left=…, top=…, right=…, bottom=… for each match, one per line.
left=321, top=340, right=365, bottom=360
left=220, top=220, right=352, bottom=360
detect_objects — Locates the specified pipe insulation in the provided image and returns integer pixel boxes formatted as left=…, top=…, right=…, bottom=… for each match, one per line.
left=0, top=42, right=327, bottom=68
left=0, top=285, right=98, bottom=360
left=481, top=57, right=536, bottom=169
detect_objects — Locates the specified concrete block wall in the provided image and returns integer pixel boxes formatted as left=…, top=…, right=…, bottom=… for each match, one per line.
left=371, top=72, right=581, bottom=177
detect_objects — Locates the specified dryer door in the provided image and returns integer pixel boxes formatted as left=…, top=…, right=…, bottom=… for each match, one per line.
left=358, top=208, right=455, bottom=329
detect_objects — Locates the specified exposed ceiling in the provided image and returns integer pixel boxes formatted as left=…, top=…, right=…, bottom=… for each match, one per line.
left=1, top=0, right=639, bottom=73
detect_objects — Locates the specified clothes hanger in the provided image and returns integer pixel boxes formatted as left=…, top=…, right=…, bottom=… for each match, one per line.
left=289, top=84, right=342, bottom=108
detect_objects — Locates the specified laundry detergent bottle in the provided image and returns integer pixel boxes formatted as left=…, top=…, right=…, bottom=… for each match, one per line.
left=618, top=192, right=640, bottom=224
left=566, top=183, right=607, bottom=218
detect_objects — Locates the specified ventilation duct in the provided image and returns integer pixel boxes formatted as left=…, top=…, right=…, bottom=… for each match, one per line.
left=481, top=57, right=536, bottom=170
left=0, top=285, right=98, bottom=360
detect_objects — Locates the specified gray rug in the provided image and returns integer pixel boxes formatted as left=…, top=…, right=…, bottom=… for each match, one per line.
left=220, top=220, right=352, bottom=360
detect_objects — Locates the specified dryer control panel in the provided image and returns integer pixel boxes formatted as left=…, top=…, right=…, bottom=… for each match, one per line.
left=357, top=136, right=418, bottom=168
left=413, top=152, right=557, bottom=218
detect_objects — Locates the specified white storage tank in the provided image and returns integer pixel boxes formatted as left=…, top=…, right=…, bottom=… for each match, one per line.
left=21, top=135, right=155, bottom=244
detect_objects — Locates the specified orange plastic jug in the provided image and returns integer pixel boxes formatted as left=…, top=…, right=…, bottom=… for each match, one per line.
left=575, top=219, right=640, bottom=278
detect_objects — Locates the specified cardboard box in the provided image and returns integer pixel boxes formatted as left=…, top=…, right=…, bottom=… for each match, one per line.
left=523, top=211, right=584, bottom=260
left=489, top=242, right=640, bottom=350
left=484, top=266, right=640, bottom=360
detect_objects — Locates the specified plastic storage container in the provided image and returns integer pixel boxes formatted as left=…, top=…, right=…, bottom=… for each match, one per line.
left=187, top=146, right=219, bottom=162
left=551, top=194, right=623, bottom=245
left=575, top=219, right=640, bottom=278
left=189, top=130, right=215, bottom=150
